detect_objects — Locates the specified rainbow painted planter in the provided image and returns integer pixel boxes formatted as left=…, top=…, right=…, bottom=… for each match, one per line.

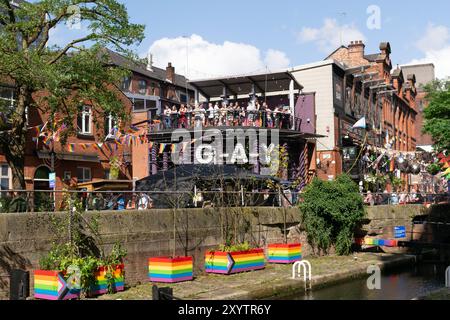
left=34, top=270, right=81, bottom=300
left=205, top=249, right=266, bottom=275
left=267, top=244, right=302, bottom=264
left=88, top=264, right=125, bottom=296
left=357, top=238, right=399, bottom=248
left=148, top=257, right=193, bottom=283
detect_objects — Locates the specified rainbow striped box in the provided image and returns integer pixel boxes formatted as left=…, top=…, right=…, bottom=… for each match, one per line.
left=384, top=240, right=398, bottom=247
left=34, top=270, right=81, bottom=300
left=364, top=238, right=375, bottom=246
left=88, top=264, right=125, bottom=297
left=148, top=257, right=193, bottom=283
left=205, top=249, right=266, bottom=274
left=267, top=244, right=302, bottom=264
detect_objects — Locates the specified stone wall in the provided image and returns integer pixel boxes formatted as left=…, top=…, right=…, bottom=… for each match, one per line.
left=0, top=207, right=304, bottom=299
left=1, top=204, right=448, bottom=299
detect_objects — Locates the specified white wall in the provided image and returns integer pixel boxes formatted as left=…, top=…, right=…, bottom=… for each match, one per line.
left=290, top=61, right=335, bottom=152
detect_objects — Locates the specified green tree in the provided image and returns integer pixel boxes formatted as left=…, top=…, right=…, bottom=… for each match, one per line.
left=0, top=0, right=145, bottom=189
left=423, top=80, right=450, bottom=152
left=299, top=174, right=366, bottom=256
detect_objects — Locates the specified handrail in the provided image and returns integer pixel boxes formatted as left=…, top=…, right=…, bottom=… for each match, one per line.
left=292, top=260, right=312, bottom=291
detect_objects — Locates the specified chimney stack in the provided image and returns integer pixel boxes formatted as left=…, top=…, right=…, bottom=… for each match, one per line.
left=348, top=40, right=365, bottom=59
left=146, top=52, right=153, bottom=71
left=166, top=62, right=175, bottom=83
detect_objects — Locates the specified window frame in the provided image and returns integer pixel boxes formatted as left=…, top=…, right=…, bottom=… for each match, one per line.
left=77, top=167, right=92, bottom=183
left=0, top=164, right=11, bottom=193
left=79, top=106, right=93, bottom=135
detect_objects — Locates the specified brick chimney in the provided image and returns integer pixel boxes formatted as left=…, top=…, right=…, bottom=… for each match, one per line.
left=348, top=40, right=365, bottom=59
left=166, top=62, right=175, bottom=83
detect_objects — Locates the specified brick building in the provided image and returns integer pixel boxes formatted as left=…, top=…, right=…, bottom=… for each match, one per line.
left=104, top=50, right=196, bottom=181
left=0, top=82, right=134, bottom=209
left=328, top=41, right=418, bottom=153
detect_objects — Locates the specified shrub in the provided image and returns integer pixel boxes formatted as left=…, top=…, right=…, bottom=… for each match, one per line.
left=299, top=174, right=366, bottom=256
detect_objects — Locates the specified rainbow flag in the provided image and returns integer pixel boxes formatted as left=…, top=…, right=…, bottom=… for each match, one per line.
left=68, top=144, right=75, bottom=153
left=148, top=257, right=193, bottom=283
left=267, top=244, right=302, bottom=264
left=34, top=270, right=80, bottom=301
left=159, top=143, right=166, bottom=154
left=92, top=143, right=102, bottom=152
left=205, top=249, right=266, bottom=275
left=88, top=265, right=125, bottom=297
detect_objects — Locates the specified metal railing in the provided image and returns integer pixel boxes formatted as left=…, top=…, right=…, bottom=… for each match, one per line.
left=151, top=111, right=302, bottom=131
left=361, top=192, right=450, bottom=206
left=0, top=188, right=300, bottom=213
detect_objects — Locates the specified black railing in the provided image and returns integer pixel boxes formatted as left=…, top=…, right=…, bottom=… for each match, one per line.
left=150, top=110, right=301, bottom=131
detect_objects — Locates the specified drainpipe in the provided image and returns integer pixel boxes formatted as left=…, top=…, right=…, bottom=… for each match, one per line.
left=289, top=80, right=295, bottom=130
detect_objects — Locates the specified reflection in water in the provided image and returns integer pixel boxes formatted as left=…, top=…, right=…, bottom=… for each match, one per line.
left=296, top=264, right=446, bottom=300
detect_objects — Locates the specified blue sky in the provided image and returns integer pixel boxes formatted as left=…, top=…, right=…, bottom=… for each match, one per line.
left=49, top=0, right=450, bottom=79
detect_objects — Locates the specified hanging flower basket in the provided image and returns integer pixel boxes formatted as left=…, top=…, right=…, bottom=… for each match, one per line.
left=148, top=257, right=193, bottom=283
left=205, top=249, right=266, bottom=275
left=267, top=243, right=302, bottom=264
left=88, top=264, right=125, bottom=297
left=34, top=270, right=81, bottom=300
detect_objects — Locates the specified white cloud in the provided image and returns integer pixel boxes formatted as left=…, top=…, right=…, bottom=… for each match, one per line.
left=297, top=18, right=366, bottom=53
left=408, top=24, right=450, bottom=79
left=148, top=34, right=290, bottom=79
left=415, top=23, right=450, bottom=52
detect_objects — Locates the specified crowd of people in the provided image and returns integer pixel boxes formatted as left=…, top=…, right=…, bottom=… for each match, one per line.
left=159, top=101, right=296, bottom=130
left=363, top=189, right=448, bottom=206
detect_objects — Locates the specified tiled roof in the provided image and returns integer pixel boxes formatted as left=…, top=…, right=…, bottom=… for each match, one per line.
left=103, top=48, right=194, bottom=91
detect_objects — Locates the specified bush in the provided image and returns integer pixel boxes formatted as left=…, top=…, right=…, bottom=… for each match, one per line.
left=299, top=174, right=366, bottom=256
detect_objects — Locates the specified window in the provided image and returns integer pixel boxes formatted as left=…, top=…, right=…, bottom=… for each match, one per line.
left=133, top=99, right=146, bottom=111
left=77, top=167, right=91, bottom=183
left=105, top=114, right=117, bottom=136
left=138, top=80, right=147, bottom=95
left=78, top=106, right=92, bottom=135
left=121, top=77, right=131, bottom=92
left=0, top=86, right=16, bottom=109
left=0, top=164, right=10, bottom=193
left=150, top=83, right=156, bottom=95
left=180, top=92, right=188, bottom=104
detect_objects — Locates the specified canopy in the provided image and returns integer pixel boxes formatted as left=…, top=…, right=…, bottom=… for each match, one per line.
left=188, top=71, right=303, bottom=100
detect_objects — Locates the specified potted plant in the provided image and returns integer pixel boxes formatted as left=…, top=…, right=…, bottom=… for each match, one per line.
left=35, top=194, right=127, bottom=299
left=109, top=156, right=121, bottom=180
left=87, top=243, right=127, bottom=297
left=148, top=256, right=193, bottom=283
left=205, top=242, right=266, bottom=275
left=34, top=269, right=81, bottom=301
left=267, top=243, right=302, bottom=264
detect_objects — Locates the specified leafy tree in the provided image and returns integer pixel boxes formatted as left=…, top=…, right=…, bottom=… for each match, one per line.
left=423, top=80, right=450, bottom=152
left=0, top=0, right=145, bottom=189
left=299, top=174, right=366, bottom=256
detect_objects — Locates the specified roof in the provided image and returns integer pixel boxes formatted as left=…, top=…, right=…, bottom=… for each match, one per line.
left=103, top=49, right=195, bottom=91
left=364, top=54, right=382, bottom=62
left=188, top=70, right=302, bottom=99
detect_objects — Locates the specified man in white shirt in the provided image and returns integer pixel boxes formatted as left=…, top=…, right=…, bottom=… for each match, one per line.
left=137, top=193, right=153, bottom=210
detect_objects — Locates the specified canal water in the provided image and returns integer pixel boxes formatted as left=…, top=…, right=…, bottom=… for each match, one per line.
left=292, top=263, right=447, bottom=300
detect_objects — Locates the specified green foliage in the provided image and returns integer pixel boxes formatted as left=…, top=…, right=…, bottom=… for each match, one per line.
left=218, top=241, right=252, bottom=253
left=109, top=156, right=121, bottom=180
left=423, top=80, right=450, bottom=152
left=39, top=194, right=127, bottom=295
left=299, top=174, right=366, bottom=256
left=427, top=163, right=442, bottom=176
left=0, top=0, right=145, bottom=188
left=390, top=175, right=404, bottom=192
left=364, top=173, right=388, bottom=192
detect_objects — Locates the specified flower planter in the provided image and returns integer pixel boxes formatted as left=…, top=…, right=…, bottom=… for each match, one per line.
left=362, top=238, right=398, bottom=247
left=267, top=244, right=302, bottom=264
left=148, top=257, right=193, bottom=283
left=88, top=264, right=125, bottom=297
left=205, top=249, right=266, bottom=275
left=34, top=270, right=81, bottom=300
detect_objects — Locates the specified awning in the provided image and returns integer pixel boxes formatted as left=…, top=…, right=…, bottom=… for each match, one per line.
left=188, top=71, right=302, bottom=99
left=77, top=180, right=133, bottom=191
left=37, top=151, right=100, bottom=163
